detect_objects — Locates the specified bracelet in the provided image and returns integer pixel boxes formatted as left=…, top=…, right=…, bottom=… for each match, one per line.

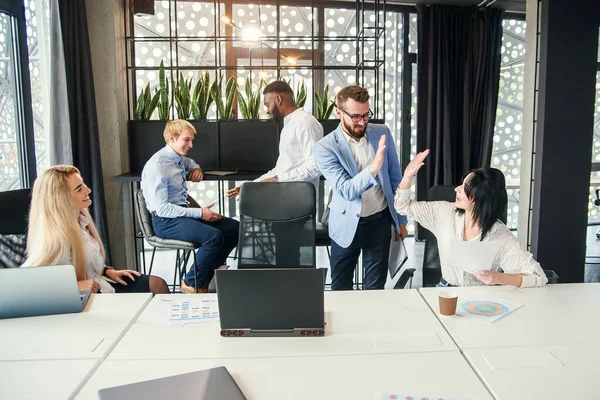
left=102, top=266, right=113, bottom=277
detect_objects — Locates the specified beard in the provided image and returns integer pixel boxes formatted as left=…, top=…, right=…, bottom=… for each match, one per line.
left=270, top=107, right=284, bottom=123
left=342, top=118, right=368, bottom=139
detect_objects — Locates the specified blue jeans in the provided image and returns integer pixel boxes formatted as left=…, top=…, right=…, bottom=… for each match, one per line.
left=329, top=208, right=392, bottom=290
left=152, top=216, right=239, bottom=287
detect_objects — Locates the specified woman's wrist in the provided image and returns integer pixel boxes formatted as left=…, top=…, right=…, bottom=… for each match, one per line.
left=398, top=177, right=413, bottom=190
left=102, top=266, right=114, bottom=277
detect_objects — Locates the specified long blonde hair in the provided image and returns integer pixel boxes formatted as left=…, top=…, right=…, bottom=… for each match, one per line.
left=24, top=165, right=105, bottom=280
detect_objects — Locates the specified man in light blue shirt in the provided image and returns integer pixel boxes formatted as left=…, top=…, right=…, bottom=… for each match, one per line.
left=141, top=120, right=239, bottom=293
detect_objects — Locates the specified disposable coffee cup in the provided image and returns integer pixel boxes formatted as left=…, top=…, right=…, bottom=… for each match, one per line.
left=438, top=291, right=458, bottom=316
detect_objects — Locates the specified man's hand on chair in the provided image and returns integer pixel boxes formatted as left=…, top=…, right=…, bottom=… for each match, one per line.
left=201, top=202, right=221, bottom=222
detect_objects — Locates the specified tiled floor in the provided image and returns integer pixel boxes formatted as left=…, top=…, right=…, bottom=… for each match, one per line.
left=138, top=225, right=600, bottom=291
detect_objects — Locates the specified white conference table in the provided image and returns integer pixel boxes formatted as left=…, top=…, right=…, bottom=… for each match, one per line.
left=419, top=283, right=600, bottom=349
left=108, top=289, right=458, bottom=360
left=75, top=352, right=493, bottom=400
left=464, top=344, right=600, bottom=399
left=0, top=359, right=96, bottom=400
left=0, top=293, right=152, bottom=361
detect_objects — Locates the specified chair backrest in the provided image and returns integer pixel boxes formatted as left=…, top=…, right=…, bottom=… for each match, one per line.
left=0, top=188, right=32, bottom=235
left=237, top=182, right=316, bottom=269
left=135, top=190, right=156, bottom=240
left=421, top=185, right=456, bottom=287
left=0, top=188, right=32, bottom=269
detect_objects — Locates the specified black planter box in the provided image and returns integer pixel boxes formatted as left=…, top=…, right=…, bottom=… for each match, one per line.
left=128, top=120, right=218, bottom=173
left=319, top=119, right=340, bottom=136
left=219, top=120, right=280, bottom=171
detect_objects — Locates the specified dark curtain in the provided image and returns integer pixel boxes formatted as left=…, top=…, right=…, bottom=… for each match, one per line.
left=57, top=0, right=111, bottom=263
left=416, top=5, right=504, bottom=204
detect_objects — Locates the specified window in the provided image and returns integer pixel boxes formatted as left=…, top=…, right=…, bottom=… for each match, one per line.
left=0, top=0, right=49, bottom=192
left=128, top=1, right=416, bottom=214
left=587, top=30, right=600, bottom=224
left=491, top=18, right=527, bottom=230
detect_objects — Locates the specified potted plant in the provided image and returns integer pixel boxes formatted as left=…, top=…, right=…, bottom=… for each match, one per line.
left=189, top=71, right=219, bottom=170
left=220, top=76, right=279, bottom=171
left=315, top=84, right=339, bottom=136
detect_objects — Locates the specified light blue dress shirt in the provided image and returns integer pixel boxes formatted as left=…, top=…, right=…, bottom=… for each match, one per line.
left=141, top=145, right=203, bottom=219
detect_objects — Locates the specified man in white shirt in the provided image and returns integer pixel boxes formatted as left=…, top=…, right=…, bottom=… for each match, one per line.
left=227, top=81, right=323, bottom=266
left=314, top=85, right=407, bottom=290
left=226, top=80, right=323, bottom=194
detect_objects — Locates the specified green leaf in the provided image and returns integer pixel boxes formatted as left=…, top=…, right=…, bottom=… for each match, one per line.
left=237, top=89, right=249, bottom=119
left=135, top=91, right=145, bottom=120
left=315, top=91, right=323, bottom=119
left=146, top=89, right=161, bottom=120
left=224, top=76, right=237, bottom=119
left=324, top=99, right=336, bottom=119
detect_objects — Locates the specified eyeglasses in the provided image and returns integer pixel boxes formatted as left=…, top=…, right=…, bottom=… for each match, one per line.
left=339, top=108, right=374, bottom=123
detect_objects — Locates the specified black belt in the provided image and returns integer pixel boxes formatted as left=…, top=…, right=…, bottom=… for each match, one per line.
left=358, top=208, right=389, bottom=224
left=151, top=211, right=158, bottom=218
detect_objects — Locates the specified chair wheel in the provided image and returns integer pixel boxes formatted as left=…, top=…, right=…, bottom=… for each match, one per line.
left=596, top=230, right=600, bottom=239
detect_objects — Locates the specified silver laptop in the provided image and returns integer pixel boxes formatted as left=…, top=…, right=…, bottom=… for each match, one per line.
left=98, top=366, right=247, bottom=400
left=0, top=265, right=91, bottom=319
left=216, top=268, right=325, bottom=337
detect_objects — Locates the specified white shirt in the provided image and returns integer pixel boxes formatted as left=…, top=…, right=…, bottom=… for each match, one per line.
left=344, top=132, right=388, bottom=217
left=394, top=189, right=547, bottom=288
left=257, top=108, right=323, bottom=189
left=57, top=214, right=115, bottom=293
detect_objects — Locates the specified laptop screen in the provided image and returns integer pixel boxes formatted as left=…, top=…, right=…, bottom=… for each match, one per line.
left=216, top=269, right=325, bottom=333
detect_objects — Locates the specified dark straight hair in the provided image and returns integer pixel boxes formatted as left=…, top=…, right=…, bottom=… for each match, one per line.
left=455, top=167, right=508, bottom=240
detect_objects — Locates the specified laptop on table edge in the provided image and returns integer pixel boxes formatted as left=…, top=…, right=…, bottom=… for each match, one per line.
left=0, top=264, right=90, bottom=319
left=215, top=268, right=325, bottom=338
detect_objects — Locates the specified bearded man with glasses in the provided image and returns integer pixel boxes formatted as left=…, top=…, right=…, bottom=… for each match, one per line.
left=314, top=85, right=407, bottom=290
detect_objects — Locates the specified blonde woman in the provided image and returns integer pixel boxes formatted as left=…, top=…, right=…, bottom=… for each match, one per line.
left=24, top=165, right=169, bottom=294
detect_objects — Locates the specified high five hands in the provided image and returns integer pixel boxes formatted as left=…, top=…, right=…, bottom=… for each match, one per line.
left=399, top=149, right=430, bottom=190
left=369, top=135, right=387, bottom=176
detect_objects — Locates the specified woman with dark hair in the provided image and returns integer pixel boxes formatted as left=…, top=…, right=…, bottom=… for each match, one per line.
left=394, top=150, right=547, bottom=288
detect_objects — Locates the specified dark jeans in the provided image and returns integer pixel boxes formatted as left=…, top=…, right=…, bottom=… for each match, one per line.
left=152, top=216, right=239, bottom=287
left=330, top=208, right=392, bottom=290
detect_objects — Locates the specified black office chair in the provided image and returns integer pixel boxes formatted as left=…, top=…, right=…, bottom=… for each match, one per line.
left=134, top=189, right=199, bottom=292
left=0, top=188, right=31, bottom=269
left=237, top=182, right=316, bottom=269
left=419, top=185, right=456, bottom=287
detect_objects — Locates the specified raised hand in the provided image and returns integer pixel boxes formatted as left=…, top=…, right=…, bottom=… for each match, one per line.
left=405, top=149, right=430, bottom=178
left=398, top=149, right=430, bottom=190
left=369, top=135, right=387, bottom=176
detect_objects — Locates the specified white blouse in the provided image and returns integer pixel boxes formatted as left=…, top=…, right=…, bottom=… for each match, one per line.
left=56, top=214, right=115, bottom=293
left=394, top=189, right=547, bottom=288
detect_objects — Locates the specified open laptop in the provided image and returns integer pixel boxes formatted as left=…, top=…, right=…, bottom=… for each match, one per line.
left=98, top=366, right=247, bottom=400
left=0, top=265, right=91, bottom=319
left=216, top=268, right=325, bottom=337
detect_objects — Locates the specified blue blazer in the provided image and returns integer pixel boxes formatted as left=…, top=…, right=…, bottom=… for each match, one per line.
left=314, top=123, right=407, bottom=248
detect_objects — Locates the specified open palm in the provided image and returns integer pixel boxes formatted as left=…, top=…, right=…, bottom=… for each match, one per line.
left=404, top=149, right=430, bottom=177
